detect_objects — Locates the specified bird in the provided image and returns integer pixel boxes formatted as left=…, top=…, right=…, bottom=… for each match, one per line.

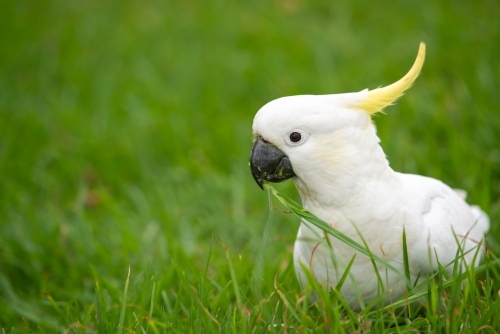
left=249, top=43, right=489, bottom=308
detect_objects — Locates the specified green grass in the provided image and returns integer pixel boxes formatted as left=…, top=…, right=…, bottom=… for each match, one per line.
left=1, top=0, right=499, bottom=332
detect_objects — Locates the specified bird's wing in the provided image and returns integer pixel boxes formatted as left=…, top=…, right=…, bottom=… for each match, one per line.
left=399, top=173, right=489, bottom=274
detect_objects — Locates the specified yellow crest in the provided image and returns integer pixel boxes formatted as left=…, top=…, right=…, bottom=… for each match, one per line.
left=358, top=43, right=426, bottom=114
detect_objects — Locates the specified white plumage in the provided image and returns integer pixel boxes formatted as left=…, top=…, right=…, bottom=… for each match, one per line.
left=249, top=43, right=489, bottom=307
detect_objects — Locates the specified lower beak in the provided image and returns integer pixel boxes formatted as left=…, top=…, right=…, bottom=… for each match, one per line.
left=249, top=136, right=296, bottom=189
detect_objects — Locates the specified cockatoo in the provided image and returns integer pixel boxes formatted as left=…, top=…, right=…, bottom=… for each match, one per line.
left=249, top=43, right=489, bottom=307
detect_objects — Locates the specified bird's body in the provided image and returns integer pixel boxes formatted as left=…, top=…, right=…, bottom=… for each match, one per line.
left=294, top=167, right=488, bottom=306
left=249, top=43, right=489, bottom=307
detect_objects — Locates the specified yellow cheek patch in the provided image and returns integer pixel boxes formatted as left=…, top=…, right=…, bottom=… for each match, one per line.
left=357, top=42, right=426, bottom=115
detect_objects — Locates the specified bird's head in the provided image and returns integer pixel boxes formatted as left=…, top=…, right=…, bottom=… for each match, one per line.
left=250, top=43, right=426, bottom=189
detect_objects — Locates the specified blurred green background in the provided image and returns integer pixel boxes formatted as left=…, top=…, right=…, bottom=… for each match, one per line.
left=1, top=0, right=499, bottom=330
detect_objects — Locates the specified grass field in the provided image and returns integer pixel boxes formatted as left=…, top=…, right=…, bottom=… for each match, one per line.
left=1, top=0, right=500, bottom=332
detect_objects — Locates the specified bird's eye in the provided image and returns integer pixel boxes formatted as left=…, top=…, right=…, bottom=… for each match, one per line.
left=289, top=132, right=301, bottom=142
left=285, top=129, right=309, bottom=146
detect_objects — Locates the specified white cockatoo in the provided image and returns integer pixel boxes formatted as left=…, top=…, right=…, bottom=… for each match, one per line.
left=249, top=43, right=489, bottom=307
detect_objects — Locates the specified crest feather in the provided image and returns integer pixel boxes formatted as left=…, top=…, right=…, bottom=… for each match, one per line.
left=358, top=42, right=426, bottom=115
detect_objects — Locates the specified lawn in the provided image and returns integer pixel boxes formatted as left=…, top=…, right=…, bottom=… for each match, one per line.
left=1, top=0, right=499, bottom=332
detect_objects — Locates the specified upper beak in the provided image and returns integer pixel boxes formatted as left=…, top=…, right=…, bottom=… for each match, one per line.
left=249, top=136, right=296, bottom=189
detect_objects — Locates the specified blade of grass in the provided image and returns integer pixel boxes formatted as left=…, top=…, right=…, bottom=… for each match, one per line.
left=218, top=237, right=242, bottom=312
left=335, top=253, right=356, bottom=291
left=161, top=290, right=172, bottom=314
left=273, top=271, right=304, bottom=324
left=118, top=266, right=131, bottom=334
left=95, top=278, right=108, bottom=333
left=146, top=281, right=155, bottom=333
left=402, top=227, right=412, bottom=318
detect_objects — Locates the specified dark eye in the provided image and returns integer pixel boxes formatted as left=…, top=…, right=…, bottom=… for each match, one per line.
left=289, top=132, right=301, bottom=143
left=285, top=129, right=309, bottom=146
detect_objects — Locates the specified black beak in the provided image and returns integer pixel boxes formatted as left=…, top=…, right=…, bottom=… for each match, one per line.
left=249, top=136, right=296, bottom=190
